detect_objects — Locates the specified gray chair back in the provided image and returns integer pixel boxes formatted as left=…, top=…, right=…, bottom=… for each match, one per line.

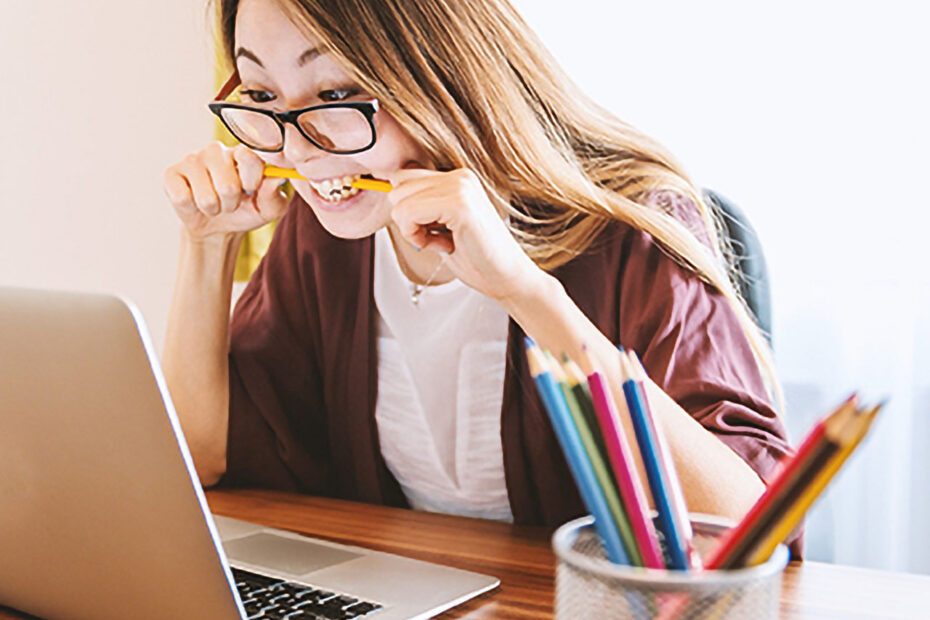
left=702, top=189, right=772, bottom=343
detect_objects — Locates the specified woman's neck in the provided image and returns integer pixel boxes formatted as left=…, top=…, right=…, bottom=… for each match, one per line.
left=385, top=223, right=455, bottom=286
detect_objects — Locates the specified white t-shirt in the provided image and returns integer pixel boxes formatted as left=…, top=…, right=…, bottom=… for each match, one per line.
left=372, top=227, right=513, bottom=522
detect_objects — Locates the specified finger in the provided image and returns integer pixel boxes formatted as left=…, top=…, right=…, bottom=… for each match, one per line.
left=421, top=232, right=455, bottom=255
left=233, top=145, right=265, bottom=197
left=391, top=190, right=458, bottom=247
left=202, top=146, right=242, bottom=213
left=178, top=158, right=220, bottom=216
left=402, top=222, right=455, bottom=254
left=254, top=177, right=290, bottom=221
left=163, top=167, right=195, bottom=215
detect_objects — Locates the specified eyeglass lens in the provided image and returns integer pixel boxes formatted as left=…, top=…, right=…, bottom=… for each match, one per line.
left=219, top=107, right=373, bottom=153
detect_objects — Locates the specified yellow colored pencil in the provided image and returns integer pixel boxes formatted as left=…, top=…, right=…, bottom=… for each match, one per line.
left=263, top=165, right=393, bottom=192
left=744, top=403, right=881, bottom=566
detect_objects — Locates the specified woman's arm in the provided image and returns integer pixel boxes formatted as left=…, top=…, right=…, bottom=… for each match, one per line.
left=163, top=231, right=243, bottom=487
left=500, top=271, right=767, bottom=522
left=161, top=142, right=290, bottom=487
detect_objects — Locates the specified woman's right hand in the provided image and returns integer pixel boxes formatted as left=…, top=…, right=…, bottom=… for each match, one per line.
left=163, top=141, right=290, bottom=240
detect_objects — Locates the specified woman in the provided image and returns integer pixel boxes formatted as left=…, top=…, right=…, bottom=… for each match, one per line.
left=162, top=0, right=794, bottom=537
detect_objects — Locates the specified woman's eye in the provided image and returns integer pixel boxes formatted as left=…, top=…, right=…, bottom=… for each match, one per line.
left=241, top=89, right=276, bottom=104
left=319, top=88, right=358, bottom=102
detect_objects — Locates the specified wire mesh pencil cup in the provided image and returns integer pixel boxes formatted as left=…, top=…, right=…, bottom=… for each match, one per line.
left=553, top=514, right=790, bottom=620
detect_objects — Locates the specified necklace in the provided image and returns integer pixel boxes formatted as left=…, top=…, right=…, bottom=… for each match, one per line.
left=408, top=254, right=449, bottom=307
left=388, top=229, right=450, bottom=307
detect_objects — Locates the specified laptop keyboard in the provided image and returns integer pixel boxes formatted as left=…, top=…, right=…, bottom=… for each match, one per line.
left=232, top=567, right=383, bottom=619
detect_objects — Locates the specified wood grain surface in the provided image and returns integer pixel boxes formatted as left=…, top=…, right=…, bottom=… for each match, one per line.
left=1, top=488, right=927, bottom=619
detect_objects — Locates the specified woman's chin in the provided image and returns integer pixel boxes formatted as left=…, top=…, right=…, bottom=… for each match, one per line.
left=294, top=183, right=388, bottom=239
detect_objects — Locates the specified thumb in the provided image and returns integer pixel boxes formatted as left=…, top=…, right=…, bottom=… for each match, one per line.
left=253, top=177, right=290, bottom=221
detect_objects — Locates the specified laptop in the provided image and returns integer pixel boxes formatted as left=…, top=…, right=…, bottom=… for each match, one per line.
left=0, top=287, right=499, bottom=620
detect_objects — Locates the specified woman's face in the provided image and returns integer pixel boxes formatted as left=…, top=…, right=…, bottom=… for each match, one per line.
left=234, top=0, right=431, bottom=239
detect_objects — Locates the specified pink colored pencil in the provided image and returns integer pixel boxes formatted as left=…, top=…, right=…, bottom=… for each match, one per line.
left=588, top=369, right=665, bottom=569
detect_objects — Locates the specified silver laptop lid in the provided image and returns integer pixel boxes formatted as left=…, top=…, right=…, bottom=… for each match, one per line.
left=0, top=287, right=243, bottom=620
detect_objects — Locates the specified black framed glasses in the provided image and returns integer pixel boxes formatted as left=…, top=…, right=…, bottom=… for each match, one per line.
left=208, top=71, right=379, bottom=155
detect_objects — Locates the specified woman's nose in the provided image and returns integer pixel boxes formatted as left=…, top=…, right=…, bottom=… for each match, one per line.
left=281, top=123, right=323, bottom=166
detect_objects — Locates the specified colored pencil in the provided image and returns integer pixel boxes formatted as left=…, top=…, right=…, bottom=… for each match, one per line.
left=743, top=403, right=881, bottom=566
left=561, top=356, right=613, bottom=483
left=704, top=395, right=859, bottom=569
left=627, top=351, right=700, bottom=569
left=587, top=366, right=665, bottom=569
left=264, top=165, right=393, bottom=192
left=619, top=350, right=692, bottom=570
left=548, top=353, right=643, bottom=566
left=525, top=340, right=630, bottom=564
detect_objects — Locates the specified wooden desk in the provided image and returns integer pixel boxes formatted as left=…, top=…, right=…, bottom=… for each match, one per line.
left=2, top=489, right=927, bottom=619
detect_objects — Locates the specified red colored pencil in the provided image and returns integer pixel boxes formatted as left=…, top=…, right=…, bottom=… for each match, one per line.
left=704, top=393, right=859, bottom=569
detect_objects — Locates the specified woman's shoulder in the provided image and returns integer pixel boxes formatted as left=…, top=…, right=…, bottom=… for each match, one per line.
left=644, top=189, right=715, bottom=250
left=580, top=188, right=716, bottom=268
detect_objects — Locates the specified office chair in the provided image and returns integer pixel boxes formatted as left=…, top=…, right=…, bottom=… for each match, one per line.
left=702, top=189, right=772, bottom=344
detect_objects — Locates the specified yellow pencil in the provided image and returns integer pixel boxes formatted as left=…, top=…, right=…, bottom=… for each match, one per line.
left=744, top=403, right=881, bottom=566
left=263, top=165, right=393, bottom=192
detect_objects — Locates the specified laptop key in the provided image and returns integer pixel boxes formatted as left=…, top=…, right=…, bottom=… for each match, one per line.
left=345, top=602, right=381, bottom=616
left=259, top=606, right=293, bottom=620
left=329, top=595, right=358, bottom=608
left=283, top=612, right=327, bottom=620
left=295, top=590, right=331, bottom=603
left=232, top=567, right=284, bottom=589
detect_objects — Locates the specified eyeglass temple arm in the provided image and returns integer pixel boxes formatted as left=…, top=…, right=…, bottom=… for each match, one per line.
left=215, top=71, right=241, bottom=102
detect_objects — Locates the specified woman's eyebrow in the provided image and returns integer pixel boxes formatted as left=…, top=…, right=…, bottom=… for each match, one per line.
left=235, top=47, right=264, bottom=67
left=297, top=46, right=323, bottom=66
left=234, top=46, right=323, bottom=69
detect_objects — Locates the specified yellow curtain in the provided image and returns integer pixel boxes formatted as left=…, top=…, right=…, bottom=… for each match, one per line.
left=213, top=14, right=280, bottom=282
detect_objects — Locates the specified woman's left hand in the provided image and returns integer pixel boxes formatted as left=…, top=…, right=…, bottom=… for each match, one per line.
left=382, top=167, right=546, bottom=302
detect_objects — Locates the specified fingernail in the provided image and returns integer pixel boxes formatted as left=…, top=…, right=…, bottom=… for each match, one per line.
left=245, top=189, right=255, bottom=197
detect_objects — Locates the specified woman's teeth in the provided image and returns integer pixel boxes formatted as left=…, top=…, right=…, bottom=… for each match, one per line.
left=308, top=174, right=363, bottom=203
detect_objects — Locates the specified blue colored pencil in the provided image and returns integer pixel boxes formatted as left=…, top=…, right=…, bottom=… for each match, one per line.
left=619, top=349, right=692, bottom=570
left=627, top=351, right=699, bottom=569
left=525, top=339, right=630, bottom=564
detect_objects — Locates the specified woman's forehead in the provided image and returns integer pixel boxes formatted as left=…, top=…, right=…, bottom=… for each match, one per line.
left=235, top=0, right=325, bottom=64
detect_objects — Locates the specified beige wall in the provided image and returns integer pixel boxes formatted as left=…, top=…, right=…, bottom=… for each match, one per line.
left=0, top=1, right=215, bottom=350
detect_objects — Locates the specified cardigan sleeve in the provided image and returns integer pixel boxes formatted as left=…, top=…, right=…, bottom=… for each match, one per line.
left=618, top=192, right=803, bottom=556
left=216, top=200, right=331, bottom=493
left=621, top=192, right=794, bottom=483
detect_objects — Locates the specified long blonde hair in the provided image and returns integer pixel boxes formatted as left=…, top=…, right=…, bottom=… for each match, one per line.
left=218, top=0, right=784, bottom=411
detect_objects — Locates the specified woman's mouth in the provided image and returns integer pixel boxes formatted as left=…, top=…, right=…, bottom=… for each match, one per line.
left=306, top=173, right=364, bottom=204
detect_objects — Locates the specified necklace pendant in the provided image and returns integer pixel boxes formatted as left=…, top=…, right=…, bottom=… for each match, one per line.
left=411, top=285, right=423, bottom=307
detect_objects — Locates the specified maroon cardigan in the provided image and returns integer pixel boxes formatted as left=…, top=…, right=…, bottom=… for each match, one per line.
left=218, top=193, right=799, bottom=553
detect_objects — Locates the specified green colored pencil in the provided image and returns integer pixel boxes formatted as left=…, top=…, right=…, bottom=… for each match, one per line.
left=546, top=353, right=644, bottom=566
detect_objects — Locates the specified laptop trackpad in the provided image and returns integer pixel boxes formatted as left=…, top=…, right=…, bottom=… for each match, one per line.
left=225, top=532, right=361, bottom=576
